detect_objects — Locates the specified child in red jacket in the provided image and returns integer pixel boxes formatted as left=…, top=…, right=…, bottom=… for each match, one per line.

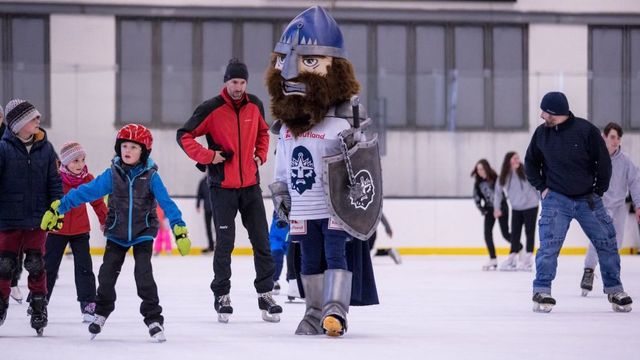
left=43, top=142, right=107, bottom=322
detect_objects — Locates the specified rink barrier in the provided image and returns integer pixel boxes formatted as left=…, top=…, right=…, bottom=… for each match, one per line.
left=86, top=246, right=639, bottom=256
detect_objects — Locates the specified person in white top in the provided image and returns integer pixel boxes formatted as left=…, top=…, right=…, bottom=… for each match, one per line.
left=580, top=122, right=640, bottom=296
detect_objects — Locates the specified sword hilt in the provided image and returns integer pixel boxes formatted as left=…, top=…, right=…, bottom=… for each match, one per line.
left=350, top=95, right=360, bottom=129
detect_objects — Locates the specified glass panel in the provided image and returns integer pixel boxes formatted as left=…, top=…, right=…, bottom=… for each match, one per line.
left=591, top=28, right=623, bottom=128
left=119, top=20, right=152, bottom=124
left=160, top=21, right=193, bottom=125
left=493, top=27, right=524, bottom=129
left=377, top=25, right=406, bottom=127
left=242, top=22, right=273, bottom=122
left=341, top=24, right=368, bottom=110
left=416, top=25, right=446, bottom=128
left=452, top=26, right=484, bottom=128
left=11, top=17, right=48, bottom=124
left=202, top=21, right=233, bottom=102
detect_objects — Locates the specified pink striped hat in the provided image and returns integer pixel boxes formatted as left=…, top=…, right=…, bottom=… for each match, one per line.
left=60, top=142, right=86, bottom=166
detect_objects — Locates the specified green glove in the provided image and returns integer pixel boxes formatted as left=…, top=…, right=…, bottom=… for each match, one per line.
left=40, top=200, right=64, bottom=231
left=173, top=224, right=191, bottom=256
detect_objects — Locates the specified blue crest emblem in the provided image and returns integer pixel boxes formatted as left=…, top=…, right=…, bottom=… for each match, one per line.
left=290, top=146, right=316, bottom=195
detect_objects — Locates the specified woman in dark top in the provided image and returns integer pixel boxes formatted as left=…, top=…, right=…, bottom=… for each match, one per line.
left=471, top=159, right=511, bottom=270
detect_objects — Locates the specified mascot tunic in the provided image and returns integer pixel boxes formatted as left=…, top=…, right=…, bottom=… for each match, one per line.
left=267, top=6, right=379, bottom=337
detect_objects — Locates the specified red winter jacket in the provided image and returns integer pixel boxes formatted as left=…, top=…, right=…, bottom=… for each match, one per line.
left=54, top=173, right=108, bottom=236
left=177, top=87, right=269, bottom=189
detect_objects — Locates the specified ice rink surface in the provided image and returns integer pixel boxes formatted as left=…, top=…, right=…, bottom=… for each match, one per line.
left=1, top=254, right=638, bottom=360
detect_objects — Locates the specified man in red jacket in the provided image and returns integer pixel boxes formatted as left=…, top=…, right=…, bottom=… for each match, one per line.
left=177, top=58, right=281, bottom=323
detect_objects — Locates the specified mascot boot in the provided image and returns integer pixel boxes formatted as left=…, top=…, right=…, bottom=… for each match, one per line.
left=321, top=269, right=352, bottom=337
left=295, top=274, right=324, bottom=335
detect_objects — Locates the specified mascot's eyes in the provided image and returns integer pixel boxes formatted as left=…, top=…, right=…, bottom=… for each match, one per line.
left=302, top=57, right=319, bottom=68
left=275, top=55, right=285, bottom=70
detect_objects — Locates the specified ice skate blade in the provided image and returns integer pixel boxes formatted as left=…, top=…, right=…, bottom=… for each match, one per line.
left=322, top=316, right=344, bottom=337
left=90, top=333, right=98, bottom=340
left=217, top=313, right=230, bottom=323
left=499, top=266, right=517, bottom=272
left=612, top=304, right=632, bottom=313
left=481, top=265, right=497, bottom=271
left=261, top=310, right=281, bottom=323
left=517, top=266, right=532, bottom=272
left=532, top=302, right=554, bottom=313
left=581, top=289, right=590, bottom=297
left=36, top=328, right=44, bottom=336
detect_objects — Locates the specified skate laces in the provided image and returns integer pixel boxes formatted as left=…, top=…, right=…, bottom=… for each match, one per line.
left=217, top=294, right=231, bottom=307
left=92, top=315, right=106, bottom=326
left=259, top=292, right=277, bottom=306
left=610, top=291, right=629, bottom=301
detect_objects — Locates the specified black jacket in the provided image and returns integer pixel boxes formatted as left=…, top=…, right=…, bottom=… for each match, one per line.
left=524, top=113, right=611, bottom=197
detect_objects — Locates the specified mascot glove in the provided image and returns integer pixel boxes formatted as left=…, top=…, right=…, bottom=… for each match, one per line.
left=268, top=181, right=291, bottom=224
left=173, top=225, right=191, bottom=256
left=40, top=200, right=65, bottom=231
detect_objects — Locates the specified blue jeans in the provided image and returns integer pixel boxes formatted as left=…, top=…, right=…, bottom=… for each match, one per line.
left=534, top=190, right=624, bottom=295
left=290, top=219, right=348, bottom=275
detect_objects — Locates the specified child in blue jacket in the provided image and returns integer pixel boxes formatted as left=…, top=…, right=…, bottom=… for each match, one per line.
left=41, top=124, right=191, bottom=342
left=0, top=99, right=63, bottom=336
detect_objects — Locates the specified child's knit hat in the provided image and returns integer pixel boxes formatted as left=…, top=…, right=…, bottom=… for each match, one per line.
left=4, top=99, right=41, bottom=134
left=60, top=142, right=86, bottom=166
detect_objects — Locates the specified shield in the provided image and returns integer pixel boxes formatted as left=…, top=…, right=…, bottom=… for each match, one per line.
left=323, top=132, right=383, bottom=240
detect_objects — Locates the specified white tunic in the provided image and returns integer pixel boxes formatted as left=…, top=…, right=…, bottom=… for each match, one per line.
left=274, top=115, right=350, bottom=220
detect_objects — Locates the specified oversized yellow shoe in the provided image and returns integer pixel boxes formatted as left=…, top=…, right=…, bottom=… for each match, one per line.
left=322, top=315, right=344, bottom=337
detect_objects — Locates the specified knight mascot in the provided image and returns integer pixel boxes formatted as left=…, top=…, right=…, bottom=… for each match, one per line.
left=267, top=6, right=382, bottom=337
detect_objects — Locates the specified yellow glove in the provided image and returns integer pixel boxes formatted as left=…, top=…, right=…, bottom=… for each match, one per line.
left=40, top=200, right=64, bottom=231
left=173, top=225, right=191, bottom=256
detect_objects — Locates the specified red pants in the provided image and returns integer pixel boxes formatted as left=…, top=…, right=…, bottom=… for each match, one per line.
left=0, top=229, right=47, bottom=300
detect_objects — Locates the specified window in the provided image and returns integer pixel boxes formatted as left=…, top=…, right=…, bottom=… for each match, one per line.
left=413, top=24, right=527, bottom=130
left=0, top=15, right=49, bottom=125
left=589, top=27, right=640, bottom=130
left=118, top=18, right=279, bottom=126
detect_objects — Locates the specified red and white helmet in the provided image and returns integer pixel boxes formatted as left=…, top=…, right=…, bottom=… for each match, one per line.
left=115, top=124, right=153, bottom=151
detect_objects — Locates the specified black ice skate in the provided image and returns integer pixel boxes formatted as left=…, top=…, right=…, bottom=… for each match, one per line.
left=214, top=294, right=233, bottom=323
left=580, top=268, right=595, bottom=297
left=532, top=292, right=556, bottom=313
left=608, top=291, right=633, bottom=313
left=148, top=322, right=166, bottom=342
left=89, top=315, right=107, bottom=340
left=258, top=292, right=282, bottom=323
left=0, top=297, right=7, bottom=327
left=29, top=294, right=48, bottom=336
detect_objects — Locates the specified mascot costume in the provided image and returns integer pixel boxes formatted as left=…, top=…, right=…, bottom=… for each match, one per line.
left=267, top=6, right=382, bottom=337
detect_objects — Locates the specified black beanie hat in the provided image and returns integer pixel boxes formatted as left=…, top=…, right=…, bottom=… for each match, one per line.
left=223, top=58, right=248, bottom=82
left=540, top=91, right=570, bottom=116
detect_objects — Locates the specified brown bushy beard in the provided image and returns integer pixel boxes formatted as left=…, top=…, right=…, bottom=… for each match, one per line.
left=266, top=55, right=360, bottom=137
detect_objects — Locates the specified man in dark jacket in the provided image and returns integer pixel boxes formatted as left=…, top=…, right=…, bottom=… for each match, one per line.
left=196, top=176, right=214, bottom=253
left=0, top=99, right=63, bottom=334
left=177, top=58, right=281, bottom=323
left=525, top=91, right=632, bottom=313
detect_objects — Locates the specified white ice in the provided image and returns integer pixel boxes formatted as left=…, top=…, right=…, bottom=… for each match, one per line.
left=2, top=255, right=638, bottom=360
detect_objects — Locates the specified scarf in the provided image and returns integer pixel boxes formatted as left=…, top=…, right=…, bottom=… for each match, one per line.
left=60, top=164, right=89, bottom=187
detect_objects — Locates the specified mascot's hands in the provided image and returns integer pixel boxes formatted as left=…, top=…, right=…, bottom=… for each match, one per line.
left=173, top=225, right=191, bottom=256
left=41, top=200, right=64, bottom=231
left=212, top=151, right=226, bottom=164
left=268, top=181, right=291, bottom=223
